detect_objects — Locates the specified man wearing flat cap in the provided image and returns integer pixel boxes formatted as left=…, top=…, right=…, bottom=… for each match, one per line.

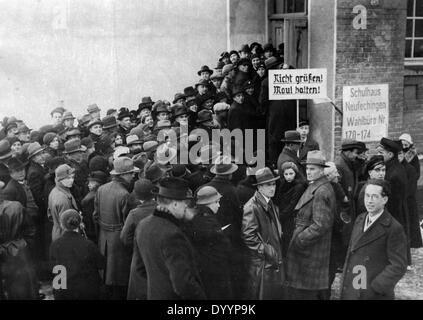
left=94, top=157, right=139, bottom=299
left=242, top=167, right=284, bottom=299
left=376, top=137, right=410, bottom=265
left=286, top=151, right=336, bottom=300
left=135, top=177, right=206, bottom=299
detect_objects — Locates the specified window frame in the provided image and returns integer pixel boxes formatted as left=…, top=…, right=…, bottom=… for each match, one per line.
left=270, top=0, right=307, bottom=19
left=405, top=0, right=423, bottom=65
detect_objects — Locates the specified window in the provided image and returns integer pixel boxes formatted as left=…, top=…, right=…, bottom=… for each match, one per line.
left=406, top=0, right=423, bottom=59
left=274, top=0, right=306, bottom=14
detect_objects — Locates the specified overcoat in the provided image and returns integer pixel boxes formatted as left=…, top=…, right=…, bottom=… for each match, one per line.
left=286, top=176, right=335, bottom=290
left=135, top=208, right=206, bottom=300
left=299, top=138, right=320, bottom=162
left=340, top=210, right=407, bottom=300
left=335, top=153, right=358, bottom=218
left=242, top=191, right=284, bottom=299
left=277, top=147, right=304, bottom=178
left=94, top=177, right=132, bottom=286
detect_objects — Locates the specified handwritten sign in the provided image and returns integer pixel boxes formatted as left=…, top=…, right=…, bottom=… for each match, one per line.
left=342, top=84, right=389, bottom=142
left=269, top=68, right=327, bottom=100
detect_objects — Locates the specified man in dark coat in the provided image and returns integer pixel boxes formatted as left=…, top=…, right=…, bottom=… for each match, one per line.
left=376, top=138, right=410, bottom=265
left=242, top=167, right=284, bottom=300
left=297, top=120, right=320, bottom=162
left=286, top=151, right=336, bottom=300
left=277, top=130, right=304, bottom=177
left=206, top=160, right=247, bottom=299
left=135, top=177, right=206, bottom=300
left=94, top=157, right=139, bottom=299
left=341, top=180, right=407, bottom=300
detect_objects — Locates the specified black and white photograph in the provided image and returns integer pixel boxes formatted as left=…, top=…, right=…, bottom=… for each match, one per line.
left=0, top=0, right=422, bottom=306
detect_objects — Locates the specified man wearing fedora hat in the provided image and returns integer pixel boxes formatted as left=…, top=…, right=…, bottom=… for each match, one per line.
left=125, top=179, right=157, bottom=300
left=286, top=150, right=336, bottom=300
left=183, top=185, right=233, bottom=299
left=93, top=157, right=139, bottom=299
left=242, top=167, right=284, bottom=299
left=134, top=177, right=206, bottom=299
left=198, top=65, right=214, bottom=80
left=277, top=130, right=304, bottom=178
left=62, top=112, right=76, bottom=130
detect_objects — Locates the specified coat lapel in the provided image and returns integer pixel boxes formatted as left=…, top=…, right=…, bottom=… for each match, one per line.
left=352, top=210, right=391, bottom=251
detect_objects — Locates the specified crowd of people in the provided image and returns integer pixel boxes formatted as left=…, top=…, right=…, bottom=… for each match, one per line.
left=0, top=41, right=421, bottom=300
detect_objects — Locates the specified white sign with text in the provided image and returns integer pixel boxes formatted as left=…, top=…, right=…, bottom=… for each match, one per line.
left=269, top=68, right=327, bottom=100
left=342, top=84, right=389, bottom=142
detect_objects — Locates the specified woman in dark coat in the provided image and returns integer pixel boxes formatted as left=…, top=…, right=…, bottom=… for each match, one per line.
left=186, top=186, right=233, bottom=300
left=50, top=209, right=105, bottom=300
left=275, top=162, right=307, bottom=258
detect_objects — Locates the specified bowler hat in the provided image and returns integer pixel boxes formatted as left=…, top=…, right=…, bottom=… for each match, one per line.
left=145, top=164, right=167, bottom=183
left=152, top=177, right=193, bottom=200
left=110, top=157, right=140, bottom=176
left=303, top=150, right=329, bottom=167
left=265, top=56, right=282, bottom=69
left=281, top=130, right=302, bottom=143
left=87, top=119, right=103, bottom=130
left=62, top=112, right=75, bottom=122
left=88, top=171, right=108, bottom=184
left=196, top=186, right=222, bottom=205
left=197, top=65, right=214, bottom=76
left=27, top=142, right=46, bottom=159
left=133, top=178, right=155, bottom=200
left=184, top=86, right=197, bottom=98
left=172, top=93, right=186, bottom=104
left=173, top=104, right=190, bottom=118
left=378, top=137, right=401, bottom=153
left=55, top=164, right=75, bottom=181
left=117, top=109, right=132, bottom=120
left=253, top=167, right=279, bottom=186
left=6, top=156, right=27, bottom=172
left=169, top=164, right=189, bottom=179
left=87, top=104, right=101, bottom=114
left=196, top=110, right=213, bottom=124
left=102, top=116, right=118, bottom=129
left=63, top=139, right=85, bottom=154
left=365, top=155, right=385, bottom=173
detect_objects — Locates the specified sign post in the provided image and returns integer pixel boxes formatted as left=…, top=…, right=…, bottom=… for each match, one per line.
left=342, top=84, right=389, bottom=142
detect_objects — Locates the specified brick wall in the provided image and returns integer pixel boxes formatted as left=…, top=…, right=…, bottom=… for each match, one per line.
left=334, top=0, right=407, bottom=156
left=404, top=72, right=423, bottom=152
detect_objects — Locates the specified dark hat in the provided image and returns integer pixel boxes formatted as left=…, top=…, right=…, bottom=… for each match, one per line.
left=106, top=108, right=117, bottom=116
left=88, top=171, right=108, bottom=184
left=7, top=136, right=20, bottom=146
left=197, top=91, right=215, bottom=106
left=257, top=62, right=266, bottom=70
left=145, top=164, right=167, bottom=183
left=219, top=51, right=230, bottom=61
left=365, top=155, right=385, bottom=173
left=81, top=137, right=94, bottom=149
left=43, top=132, right=58, bottom=145
left=239, top=44, right=251, bottom=53
left=341, top=139, right=363, bottom=151
left=6, top=156, right=27, bottom=172
left=232, top=86, right=244, bottom=97
left=50, top=107, right=66, bottom=116
left=263, top=43, right=275, bottom=52
left=298, top=120, right=309, bottom=127
left=244, top=80, right=254, bottom=89
left=63, top=139, right=85, bottom=154
left=172, top=93, right=186, bottom=104
left=378, top=137, right=402, bottom=153
left=197, top=65, right=214, bottom=76
left=184, top=86, right=197, bottom=98
left=87, top=104, right=101, bottom=114
left=251, top=53, right=261, bottom=60
left=102, top=115, right=118, bottom=129
left=152, top=177, right=193, bottom=200
left=214, top=91, right=229, bottom=102
left=5, top=122, right=17, bottom=133
left=117, top=109, right=132, bottom=120
left=29, top=130, right=40, bottom=142
left=155, top=102, right=170, bottom=114
left=222, top=64, right=235, bottom=77
left=196, top=186, right=222, bottom=205
left=89, top=155, right=109, bottom=172
left=265, top=56, right=282, bottom=69
left=45, top=157, right=67, bottom=174
left=133, top=178, right=155, bottom=200
left=173, top=104, right=190, bottom=118
left=356, top=141, right=368, bottom=152
left=60, top=209, right=81, bottom=231
left=17, top=124, right=31, bottom=134
left=196, top=110, right=214, bottom=124
left=169, top=164, right=189, bottom=179
left=237, top=58, right=251, bottom=66
left=303, top=150, right=329, bottom=167
left=79, top=114, right=92, bottom=126
left=229, top=50, right=239, bottom=57
left=195, top=79, right=211, bottom=89
left=27, top=142, right=46, bottom=159
left=62, top=112, right=75, bottom=121
left=87, top=119, right=103, bottom=130
left=215, top=60, right=225, bottom=70
left=253, top=167, right=279, bottom=186
left=139, top=96, right=154, bottom=107
left=281, top=130, right=302, bottom=143
left=110, top=157, right=140, bottom=175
